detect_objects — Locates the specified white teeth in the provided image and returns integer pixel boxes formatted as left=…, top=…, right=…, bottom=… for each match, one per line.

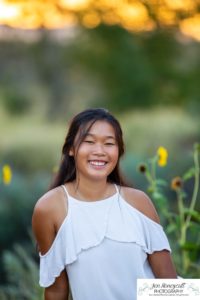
left=89, top=161, right=106, bottom=166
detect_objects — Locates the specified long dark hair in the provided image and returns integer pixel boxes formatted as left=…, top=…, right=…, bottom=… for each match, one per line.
left=49, top=108, right=128, bottom=189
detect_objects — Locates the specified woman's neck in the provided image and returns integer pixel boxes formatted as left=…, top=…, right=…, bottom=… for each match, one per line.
left=71, top=179, right=113, bottom=201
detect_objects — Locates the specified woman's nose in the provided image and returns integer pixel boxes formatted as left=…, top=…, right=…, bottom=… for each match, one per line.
left=92, top=143, right=105, bottom=155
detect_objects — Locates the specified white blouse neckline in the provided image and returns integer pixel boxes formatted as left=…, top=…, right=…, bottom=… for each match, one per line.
left=62, top=183, right=119, bottom=205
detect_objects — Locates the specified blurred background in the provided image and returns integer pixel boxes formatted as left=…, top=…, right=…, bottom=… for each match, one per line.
left=0, top=0, right=200, bottom=298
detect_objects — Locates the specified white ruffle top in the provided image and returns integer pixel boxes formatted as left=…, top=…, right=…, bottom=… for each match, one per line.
left=39, top=184, right=171, bottom=300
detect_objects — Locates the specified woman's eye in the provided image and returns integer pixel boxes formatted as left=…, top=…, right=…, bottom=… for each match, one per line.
left=84, top=140, right=94, bottom=144
left=105, top=143, right=115, bottom=146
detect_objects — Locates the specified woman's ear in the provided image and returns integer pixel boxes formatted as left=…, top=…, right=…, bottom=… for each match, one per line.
left=69, top=149, right=74, bottom=156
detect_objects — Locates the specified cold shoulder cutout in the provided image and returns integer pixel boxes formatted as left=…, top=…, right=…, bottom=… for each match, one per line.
left=119, top=187, right=160, bottom=225
left=39, top=184, right=171, bottom=300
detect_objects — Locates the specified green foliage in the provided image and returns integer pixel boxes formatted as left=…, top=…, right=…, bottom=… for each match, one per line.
left=69, top=25, right=200, bottom=113
left=0, top=235, right=73, bottom=300
left=30, top=31, right=72, bottom=119
left=69, top=25, right=154, bottom=110
left=0, top=172, right=49, bottom=251
left=3, top=144, right=58, bottom=174
left=1, top=25, right=200, bottom=119
left=0, top=243, right=43, bottom=300
left=1, top=89, right=31, bottom=116
left=138, top=143, right=200, bottom=278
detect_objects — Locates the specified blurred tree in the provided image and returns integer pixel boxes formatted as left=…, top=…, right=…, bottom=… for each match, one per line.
left=1, top=89, right=31, bottom=115
left=1, top=0, right=200, bottom=42
left=30, top=29, right=71, bottom=119
left=1, top=24, right=200, bottom=116
left=1, top=25, right=200, bottom=116
left=0, top=32, right=71, bottom=120
left=0, top=40, right=33, bottom=116
left=68, top=24, right=200, bottom=112
left=69, top=25, right=154, bottom=110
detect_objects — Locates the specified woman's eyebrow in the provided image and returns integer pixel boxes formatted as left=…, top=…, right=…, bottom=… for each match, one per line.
left=85, top=133, right=116, bottom=139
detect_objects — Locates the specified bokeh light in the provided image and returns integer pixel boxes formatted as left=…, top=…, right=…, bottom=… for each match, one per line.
left=0, top=0, right=200, bottom=41
left=180, top=14, right=200, bottom=41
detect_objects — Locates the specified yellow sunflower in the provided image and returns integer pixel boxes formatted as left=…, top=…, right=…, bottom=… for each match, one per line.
left=2, top=164, right=12, bottom=185
left=157, top=146, right=168, bottom=167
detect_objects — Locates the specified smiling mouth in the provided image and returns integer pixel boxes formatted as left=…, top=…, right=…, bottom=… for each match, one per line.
left=89, top=160, right=107, bottom=166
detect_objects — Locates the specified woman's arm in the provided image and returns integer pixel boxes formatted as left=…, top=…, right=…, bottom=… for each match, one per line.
left=44, top=270, right=69, bottom=300
left=148, top=250, right=177, bottom=278
left=32, top=190, right=69, bottom=299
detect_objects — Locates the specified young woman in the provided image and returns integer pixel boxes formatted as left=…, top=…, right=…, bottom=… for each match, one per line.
left=32, top=108, right=177, bottom=300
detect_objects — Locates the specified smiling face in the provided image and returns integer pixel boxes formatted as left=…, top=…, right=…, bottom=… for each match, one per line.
left=70, top=120, right=119, bottom=182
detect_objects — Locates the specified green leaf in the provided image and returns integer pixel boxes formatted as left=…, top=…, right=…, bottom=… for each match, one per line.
left=179, top=190, right=187, bottom=198
left=147, top=186, right=155, bottom=193
left=152, top=191, right=164, bottom=200
left=154, top=179, right=168, bottom=186
left=182, top=167, right=195, bottom=181
left=166, top=223, right=178, bottom=234
left=183, top=208, right=200, bottom=222
left=180, top=242, right=200, bottom=251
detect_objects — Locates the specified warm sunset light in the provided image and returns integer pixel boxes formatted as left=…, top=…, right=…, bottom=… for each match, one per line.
left=0, top=1, right=20, bottom=20
left=164, top=0, right=195, bottom=11
left=117, top=2, right=152, bottom=31
left=82, top=11, right=101, bottom=28
left=0, top=0, right=199, bottom=41
left=180, top=14, right=200, bottom=41
left=157, top=4, right=176, bottom=26
left=60, top=0, right=91, bottom=10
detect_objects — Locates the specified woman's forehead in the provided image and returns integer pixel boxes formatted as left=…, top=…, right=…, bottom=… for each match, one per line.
left=87, top=120, right=116, bottom=137
left=74, top=120, right=116, bottom=143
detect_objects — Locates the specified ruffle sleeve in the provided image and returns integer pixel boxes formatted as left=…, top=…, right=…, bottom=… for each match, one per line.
left=106, top=195, right=171, bottom=254
left=39, top=216, right=74, bottom=287
left=39, top=200, right=113, bottom=287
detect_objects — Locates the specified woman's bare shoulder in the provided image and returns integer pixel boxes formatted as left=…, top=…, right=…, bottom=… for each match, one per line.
left=32, top=188, right=61, bottom=222
left=120, top=186, right=160, bottom=224
left=32, top=186, right=67, bottom=254
left=32, top=186, right=67, bottom=234
left=33, top=187, right=62, bottom=216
